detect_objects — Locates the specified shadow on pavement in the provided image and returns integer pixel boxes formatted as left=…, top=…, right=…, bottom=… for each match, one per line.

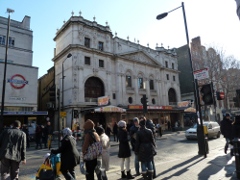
left=198, top=155, right=235, bottom=179
left=156, top=155, right=204, bottom=179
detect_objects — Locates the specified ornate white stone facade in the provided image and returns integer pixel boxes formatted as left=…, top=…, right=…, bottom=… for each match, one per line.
left=53, top=15, right=182, bottom=128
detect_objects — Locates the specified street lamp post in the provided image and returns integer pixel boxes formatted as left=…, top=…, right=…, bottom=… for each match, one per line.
left=61, top=53, right=72, bottom=110
left=0, top=8, right=14, bottom=130
left=156, top=2, right=207, bottom=157
left=58, top=53, right=72, bottom=147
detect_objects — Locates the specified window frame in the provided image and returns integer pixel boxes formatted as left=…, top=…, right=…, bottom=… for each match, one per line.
left=84, top=56, right=91, bottom=65
left=126, top=75, right=132, bottom=87
left=84, top=37, right=90, bottom=48
left=149, top=79, right=154, bottom=90
left=138, top=77, right=144, bottom=89
left=99, top=59, right=104, bottom=68
left=166, top=74, right=169, bottom=80
left=98, top=41, right=104, bottom=51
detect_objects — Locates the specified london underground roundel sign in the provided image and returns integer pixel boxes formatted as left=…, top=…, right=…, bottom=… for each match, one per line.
left=7, top=74, right=28, bottom=89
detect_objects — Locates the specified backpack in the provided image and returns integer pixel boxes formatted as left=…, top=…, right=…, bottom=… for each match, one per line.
left=83, top=132, right=102, bottom=161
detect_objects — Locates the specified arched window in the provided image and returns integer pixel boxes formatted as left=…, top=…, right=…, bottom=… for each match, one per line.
left=168, top=88, right=177, bottom=105
left=126, top=71, right=132, bottom=88
left=149, top=75, right=154, bottom=90
left=138, top=73, right=144, bottom=89
left=84, top=77, right=104, bottom=98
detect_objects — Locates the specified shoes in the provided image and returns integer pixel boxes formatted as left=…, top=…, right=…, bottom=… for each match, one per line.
left=135, top=172, right=141, bottom=176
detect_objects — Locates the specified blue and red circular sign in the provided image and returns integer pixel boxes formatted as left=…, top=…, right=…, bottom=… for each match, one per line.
left=7, top=74, right=28, bottom=89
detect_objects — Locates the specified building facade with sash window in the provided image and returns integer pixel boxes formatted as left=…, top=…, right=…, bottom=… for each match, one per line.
left=51, top=13, right=183, bottom=131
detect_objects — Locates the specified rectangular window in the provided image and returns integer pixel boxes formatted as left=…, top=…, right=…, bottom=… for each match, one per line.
left=84, top=37, right=90, bottom=48
left=172, top=63, right=174, bottom=69
left=113, top=93, right=116, bottom=99
left=98, top=41, right=104, bottom=51
left=126, top=75, right=132, bottom=87
left=85, top=56, right=91, bottom=65
left=173, top=75, right=175, bottom=81
left=0, top=35, right=6, bottom=45
left=166, top=74, right=169, bottom=80
left=149, top=79, right=154, bottom=90
left=9, top=37, right=15, bottom=47
left=165, top=61, right=168, bottom=68
left=138, top=77, right=144, bottom=89
left=99, top=59, right=104, bottom=67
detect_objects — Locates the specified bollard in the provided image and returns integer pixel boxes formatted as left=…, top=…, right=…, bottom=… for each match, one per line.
left=233, top=138, right=240, bottom=179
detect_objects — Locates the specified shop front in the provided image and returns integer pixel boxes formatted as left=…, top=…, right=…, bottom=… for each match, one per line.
left=80, top=105, right=126, bottom=130
left=126, top=105, right=184, bottom=131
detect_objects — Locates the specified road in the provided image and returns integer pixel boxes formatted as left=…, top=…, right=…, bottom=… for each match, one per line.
left=19, top=132, right=225, bottom=179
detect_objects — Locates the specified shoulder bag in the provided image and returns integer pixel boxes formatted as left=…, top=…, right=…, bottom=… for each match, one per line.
left=84, top=132, right=103, bottom=161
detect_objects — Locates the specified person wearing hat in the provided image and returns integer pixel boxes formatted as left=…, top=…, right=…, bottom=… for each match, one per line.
left=96, top=126, right=110, bottom=180
left=51, top=127, right=80, bottom=180
left=82, top=119, right=102, bottom=180
left=117, top=120, right=135, bottom=179
left=220, top=113, right=234, bottom=155
left=129, top=117, right=140, bottom=176
left=135, top=119, right=156, bottom=180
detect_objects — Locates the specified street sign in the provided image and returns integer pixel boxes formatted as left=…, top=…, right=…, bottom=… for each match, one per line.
left=60, top=111, right=66, bottom=117
left=194, top=68, right=209, bottom=80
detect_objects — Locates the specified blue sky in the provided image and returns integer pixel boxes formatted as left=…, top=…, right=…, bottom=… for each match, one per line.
left=1, top=0, right=240, bottom=78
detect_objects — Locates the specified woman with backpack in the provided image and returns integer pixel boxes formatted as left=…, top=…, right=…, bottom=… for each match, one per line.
left=82, top=119, right=102, bottom=180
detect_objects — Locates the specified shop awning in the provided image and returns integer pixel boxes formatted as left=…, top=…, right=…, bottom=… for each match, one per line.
left=184, top=107, right=196, bottom=113
left=94, top=105, right=126, bottom=113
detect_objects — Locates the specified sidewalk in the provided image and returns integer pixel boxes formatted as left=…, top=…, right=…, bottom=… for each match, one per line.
left=26, top=129, right=239, bottom=179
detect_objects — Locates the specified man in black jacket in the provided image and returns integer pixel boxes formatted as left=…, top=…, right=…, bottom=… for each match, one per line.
left=0, top=120, right=26, bottom=179
left=220, top=113, right=233, bottom=154
left=130, top=117, right=140, bottom=176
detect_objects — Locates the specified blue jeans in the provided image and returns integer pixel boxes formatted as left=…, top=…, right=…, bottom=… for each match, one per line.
left=135, top=154, right=140, bottom=174
left=141, top=161, right=153, bottom=172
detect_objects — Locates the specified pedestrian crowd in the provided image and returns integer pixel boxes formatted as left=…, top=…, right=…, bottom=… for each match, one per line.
left=0, top=116, right=161, bottom=180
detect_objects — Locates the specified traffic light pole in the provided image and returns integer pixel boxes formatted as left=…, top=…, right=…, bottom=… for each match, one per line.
left=196, top=80, right=207, bottom=158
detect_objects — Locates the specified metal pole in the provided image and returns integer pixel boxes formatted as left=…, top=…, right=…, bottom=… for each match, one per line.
left=0, top=9, right=14, bottom=130
left=182, top=2, right=207, bottom=157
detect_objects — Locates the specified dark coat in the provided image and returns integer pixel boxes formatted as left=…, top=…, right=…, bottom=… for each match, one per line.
left=129, top=125, right=139, bottom=151
left=232, top=121, right=240, bottom=138
left=51, top=135, right=80, bottom=172
left=113, top=123, right=118, bottom=135
left=118, top=127, right=131, bottom=158
left=135, top=126, right=156, bottom=162
left=0, top=128, right=26, bottom=162
left=220, top=118, right=233, bottom=139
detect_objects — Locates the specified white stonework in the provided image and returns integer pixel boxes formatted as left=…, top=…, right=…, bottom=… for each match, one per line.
left=53, top=15, right=182, bottom=127
left=0, top=15, right=38, bottom=120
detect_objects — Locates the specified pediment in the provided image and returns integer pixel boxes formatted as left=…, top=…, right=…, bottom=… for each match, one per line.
left=118, top=51, right=159, bottom=66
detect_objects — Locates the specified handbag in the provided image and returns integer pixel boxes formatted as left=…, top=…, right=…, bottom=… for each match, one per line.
left=84, top=132, right=103, bottom=161
left=39, top=169, right=55, bottom=180
left=38, top=158, right=55, bottom=180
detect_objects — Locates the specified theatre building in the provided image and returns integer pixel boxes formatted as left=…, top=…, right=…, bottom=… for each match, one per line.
left=0, top=15, right=47, bottom=127
left=51, top=13, right=183, bottom=130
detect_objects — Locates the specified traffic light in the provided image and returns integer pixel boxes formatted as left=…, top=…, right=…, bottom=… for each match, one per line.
left=233, top=97, right=240, bottom=107
left=73, top=110, right=79, bottom=118
left=233, top=89, right=240, bottom=107
left=49, top=86, right=55, bottom=102
left=200, top=83, right=215, bottom=106
left=141, top=95, right=148, bottom=114
left=216, top=91, right=225, bottom=100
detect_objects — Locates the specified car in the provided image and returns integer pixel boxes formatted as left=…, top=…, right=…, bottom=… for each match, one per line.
left=185, top=121, right=221, bottom=140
